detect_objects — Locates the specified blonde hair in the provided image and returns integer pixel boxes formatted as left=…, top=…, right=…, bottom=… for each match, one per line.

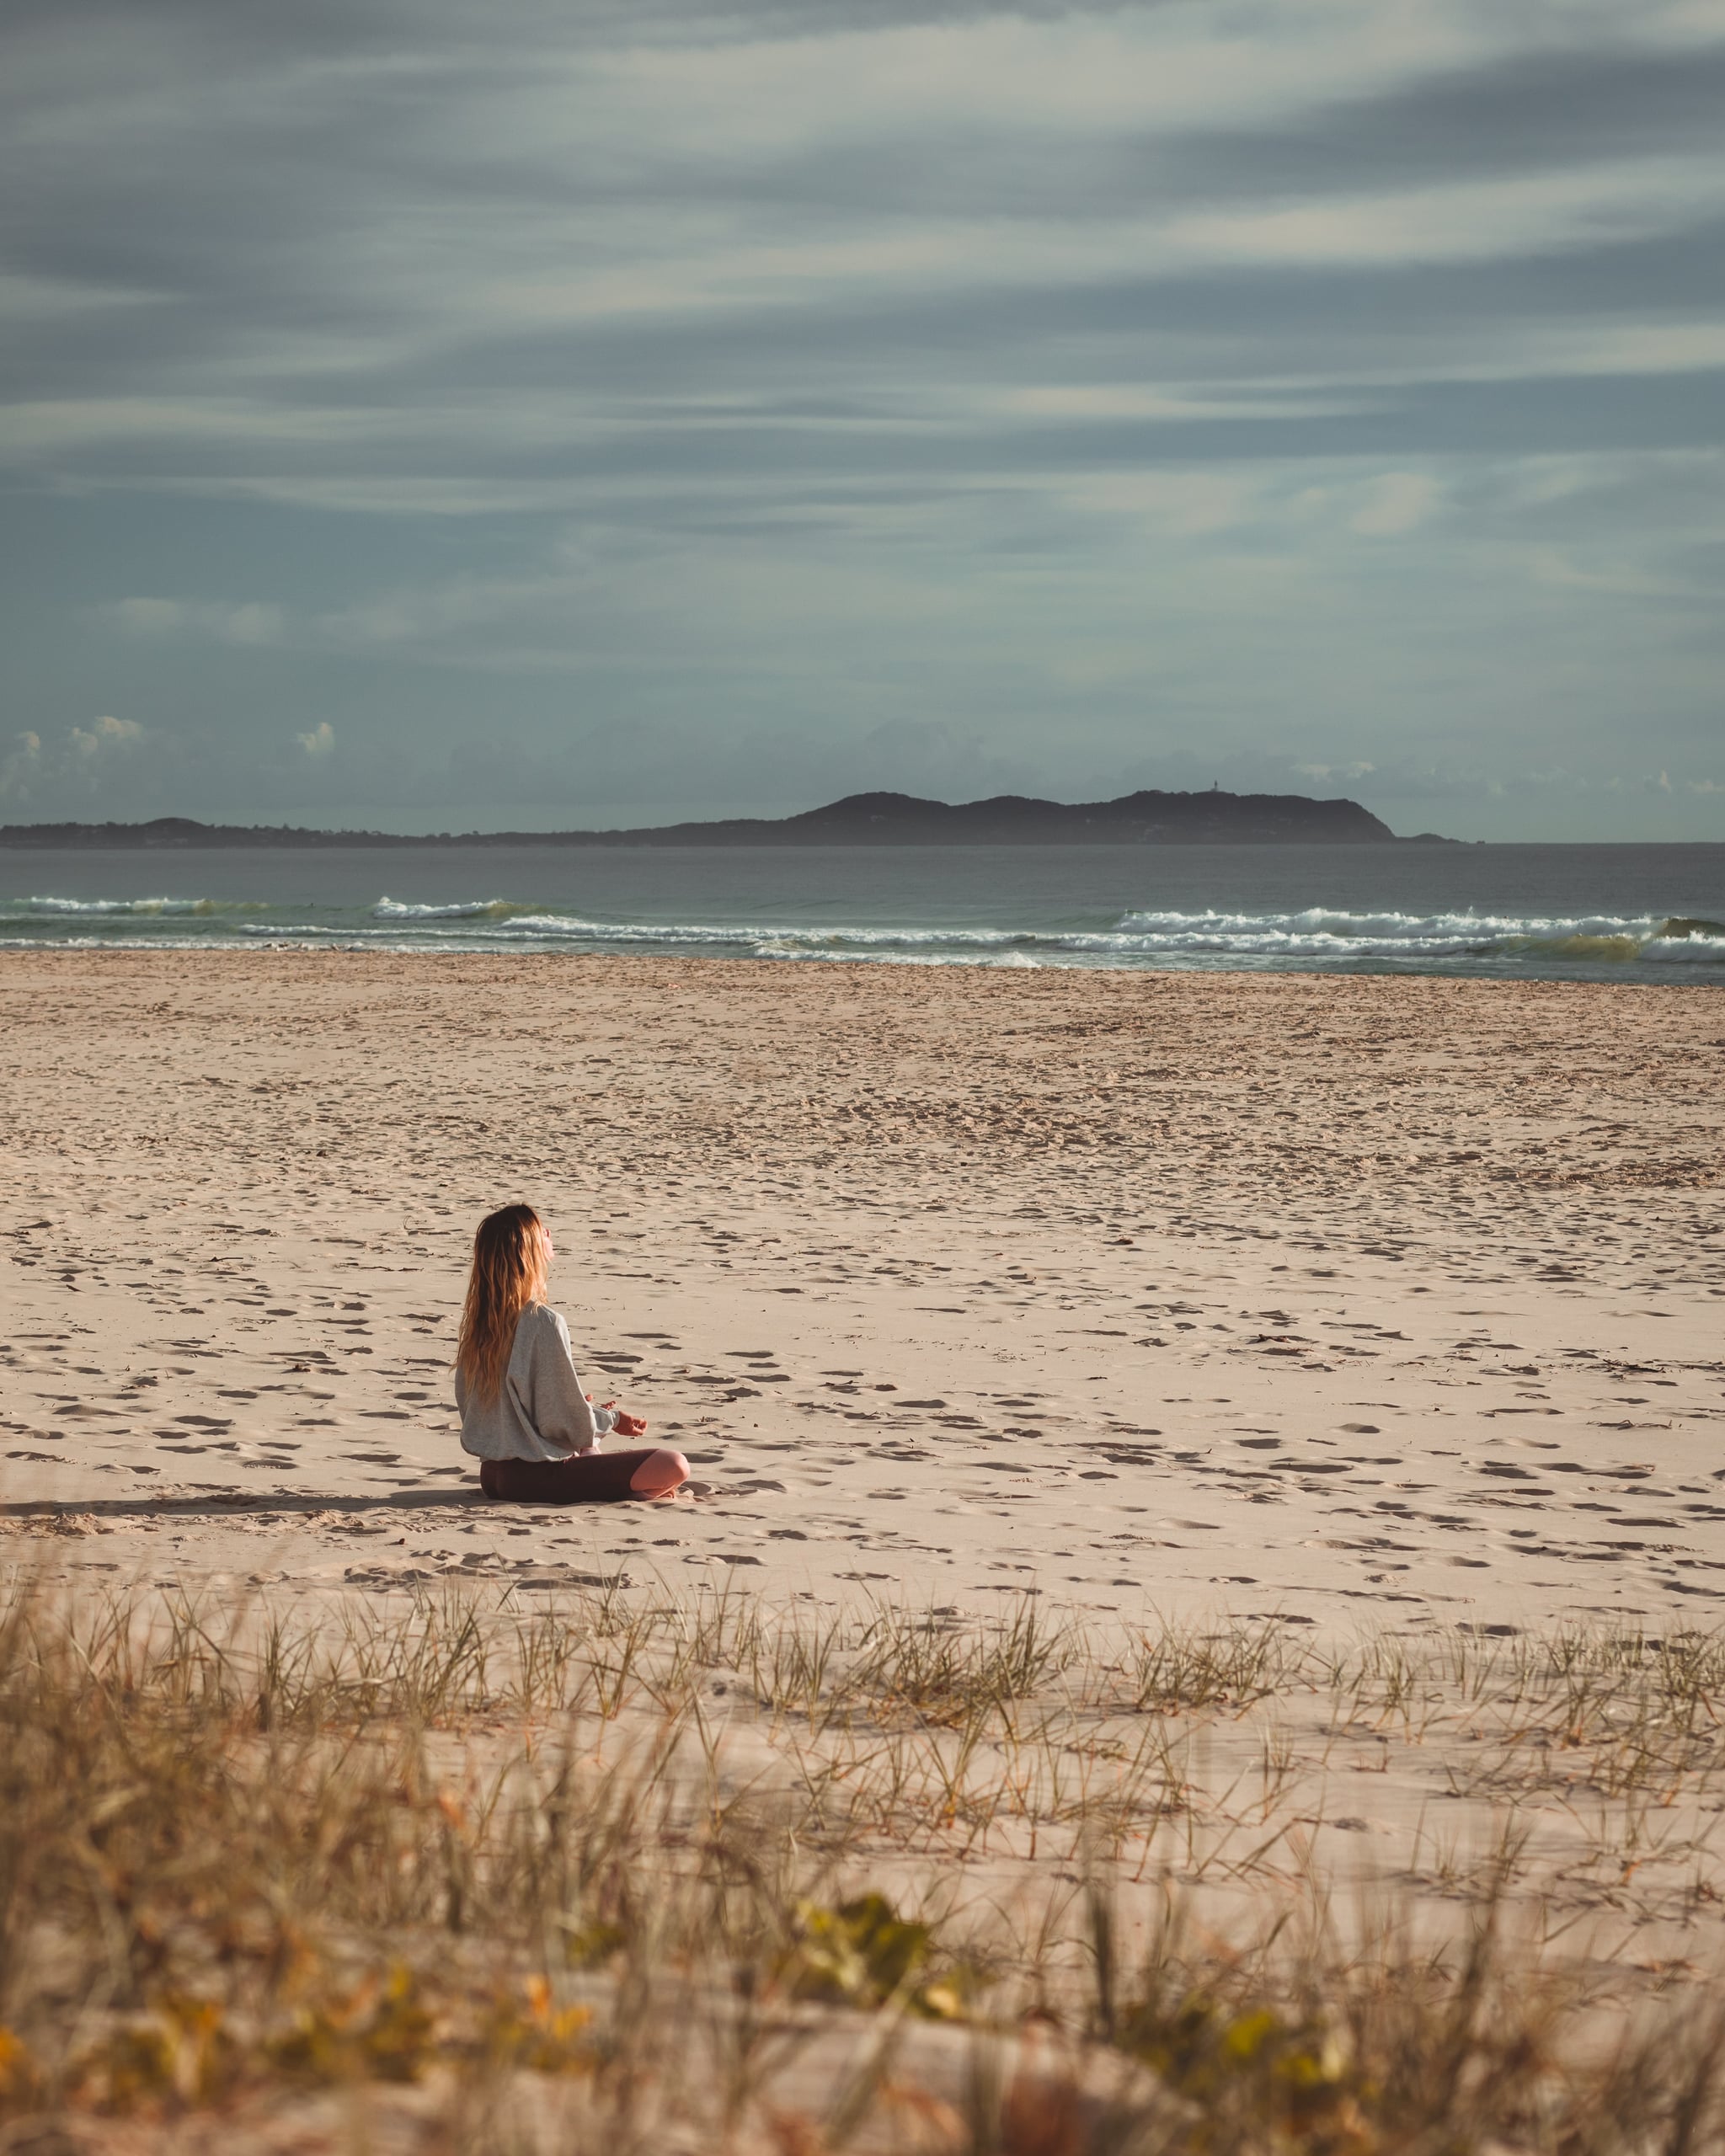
left=456, top=1203, right=552, bottom=1405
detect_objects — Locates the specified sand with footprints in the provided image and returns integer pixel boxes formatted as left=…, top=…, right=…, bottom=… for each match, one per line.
left=2, top=947, right=1721, bottom=1633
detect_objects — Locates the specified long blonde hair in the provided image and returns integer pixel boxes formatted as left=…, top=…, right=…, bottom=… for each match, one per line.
left=457, top=1203, right=552, bottom=1405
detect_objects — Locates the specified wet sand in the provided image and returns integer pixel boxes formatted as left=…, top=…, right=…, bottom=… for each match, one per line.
left=3, top=950, right=1722, bottom=1632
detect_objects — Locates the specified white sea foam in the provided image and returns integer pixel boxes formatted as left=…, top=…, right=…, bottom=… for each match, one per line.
left=1105, top=906, right=1725, bottom=962
left=3, top=892, right=1719, bottom=972
left=17, top=894, right=267, bottom=916
left=1642, top=933, right=1725, bottom=962
left=371, top=897, right=522, bottom=920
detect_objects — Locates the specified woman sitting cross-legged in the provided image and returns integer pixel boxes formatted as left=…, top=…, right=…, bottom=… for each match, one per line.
left=456, top=1203, right=689, bottom=1502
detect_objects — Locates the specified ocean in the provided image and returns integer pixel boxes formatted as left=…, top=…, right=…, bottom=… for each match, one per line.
left=3, top=842, right=1722, bottom=983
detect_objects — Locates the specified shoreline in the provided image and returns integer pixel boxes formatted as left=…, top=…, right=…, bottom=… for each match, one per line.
left=4, top=941, right=1722, bottom=987
left=6, top=947, right=1722, bottom=983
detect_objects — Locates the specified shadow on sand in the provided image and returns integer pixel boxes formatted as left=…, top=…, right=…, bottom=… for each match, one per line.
left=1, top=1488, right=493, bottom=1522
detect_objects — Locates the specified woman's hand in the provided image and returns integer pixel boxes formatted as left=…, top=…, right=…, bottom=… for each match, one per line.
left=595, top=1394, right=648, bottom=1438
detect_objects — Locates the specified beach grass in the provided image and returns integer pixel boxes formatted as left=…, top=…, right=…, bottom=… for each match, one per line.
left=3, top=1573, right=1724, bottom=2152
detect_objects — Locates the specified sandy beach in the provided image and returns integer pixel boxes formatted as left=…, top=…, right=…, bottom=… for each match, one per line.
left=6, top=949, right=1725, bottom=2150
left=3, top=950, right=1721, bottom=1630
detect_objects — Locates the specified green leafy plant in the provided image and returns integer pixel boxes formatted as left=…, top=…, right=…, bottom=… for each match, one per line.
left=788, top=1892, right=975, bottom=2020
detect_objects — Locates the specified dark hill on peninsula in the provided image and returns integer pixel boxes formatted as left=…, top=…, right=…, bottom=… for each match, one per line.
left=1, top=788, right=1445, bottom=848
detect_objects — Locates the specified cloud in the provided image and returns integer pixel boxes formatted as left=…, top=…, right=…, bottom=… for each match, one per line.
left=1350, top=472, right=1439, bottom=534
left=69, top=714, right=146, bottom=758
left=0, top=731, right=44, bottom=803
left=1526, top=550, right=1682, bottom=597
left=5, top=3, right=1722, bottom=518
left=296, top=721, right=336, bottom=757
left=111, top=597, right=286, bottom=644
left=0, top=718, right=146, bottom=808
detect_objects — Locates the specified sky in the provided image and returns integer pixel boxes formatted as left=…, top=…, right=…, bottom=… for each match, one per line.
left=2, top=0, right=1722, bottom=841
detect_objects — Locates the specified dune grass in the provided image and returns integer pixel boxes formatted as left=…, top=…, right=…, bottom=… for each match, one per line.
left=1, top=1572, right=1722, bottom=2151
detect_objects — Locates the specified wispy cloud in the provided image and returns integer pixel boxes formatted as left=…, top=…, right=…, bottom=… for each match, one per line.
left=111, top=597, right=286, bottom=644
left=0, top=0, right=1721, bottom=833
left=1350, top=472, right=1439, bottom=535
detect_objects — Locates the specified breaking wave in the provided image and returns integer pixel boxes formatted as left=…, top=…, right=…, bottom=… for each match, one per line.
left=371, top=896, right=526, bottom=920
left=1107, top=908, right=1725, bottom=964
left=3, top=894, right=1721, bottom=977
left=14, top=894, right=270, bottom=916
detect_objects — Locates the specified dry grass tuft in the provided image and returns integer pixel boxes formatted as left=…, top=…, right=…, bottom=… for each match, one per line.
left=1, top=1572, right=1722, bottom=2152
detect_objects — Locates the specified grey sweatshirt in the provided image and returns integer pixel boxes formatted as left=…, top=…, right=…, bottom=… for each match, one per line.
left=456, top=1303, right=618, bottom=1463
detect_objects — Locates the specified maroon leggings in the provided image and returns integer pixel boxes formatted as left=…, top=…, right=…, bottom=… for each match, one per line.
left=479, top=1450, right=660, bottom=1504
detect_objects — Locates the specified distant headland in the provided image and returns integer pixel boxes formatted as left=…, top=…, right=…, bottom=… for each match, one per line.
left=0, top=788, right=1455, bottom=848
